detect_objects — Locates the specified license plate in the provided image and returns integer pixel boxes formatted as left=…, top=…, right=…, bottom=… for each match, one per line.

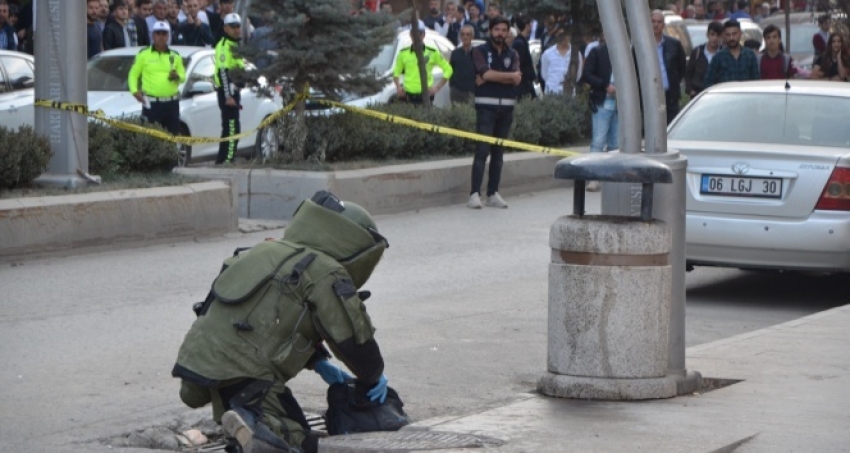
left=700, top=175, right=783, bottom=198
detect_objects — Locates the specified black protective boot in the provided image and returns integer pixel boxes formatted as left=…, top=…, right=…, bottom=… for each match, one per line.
left=222, top=408, right=299, bottom=453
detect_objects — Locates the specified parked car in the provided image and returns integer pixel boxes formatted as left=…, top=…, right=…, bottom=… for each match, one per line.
left=87, top=46, right=283, bottom=165
left=0, top=50, right=35, bottom=130
left=0, top=47, right=283, bottom=166
left=305, top=29, right=455, bottom=115
left=668, top=80, right=850, bottom=273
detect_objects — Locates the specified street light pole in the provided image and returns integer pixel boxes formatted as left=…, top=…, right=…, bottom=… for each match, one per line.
left=34, top=0, right=93, bottom=188
left=598, top=0, right=700, bottom=395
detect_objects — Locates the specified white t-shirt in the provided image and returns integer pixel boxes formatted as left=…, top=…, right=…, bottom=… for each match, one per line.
left=541, top=45, right=584, bottom=95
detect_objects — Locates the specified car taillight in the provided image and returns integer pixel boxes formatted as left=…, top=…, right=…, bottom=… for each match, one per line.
left=815, top=167, right=850, bottom=211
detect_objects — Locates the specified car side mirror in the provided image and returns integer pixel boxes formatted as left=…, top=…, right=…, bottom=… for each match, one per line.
left=187, top=80, right=214, bottom=96
left=21, top=77, right=35, bottom=89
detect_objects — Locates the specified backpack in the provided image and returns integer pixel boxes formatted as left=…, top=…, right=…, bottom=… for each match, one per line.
left=324, top=380, right=409, bottom=435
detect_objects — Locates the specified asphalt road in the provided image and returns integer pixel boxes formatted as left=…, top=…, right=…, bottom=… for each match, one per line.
left=0, top=188, right=845, bottom=452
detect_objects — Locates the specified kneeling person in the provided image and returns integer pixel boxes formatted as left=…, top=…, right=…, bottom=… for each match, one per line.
left=173, top=191, right=391, bottom=453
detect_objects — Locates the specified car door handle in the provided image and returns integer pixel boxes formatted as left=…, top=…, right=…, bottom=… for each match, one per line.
left=8, top=105, right=16, bottom=112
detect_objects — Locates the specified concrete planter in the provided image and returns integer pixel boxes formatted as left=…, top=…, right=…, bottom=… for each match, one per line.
left=176, top=153, right=571, bottom=220
left=0, top=181, right=237, bottom=262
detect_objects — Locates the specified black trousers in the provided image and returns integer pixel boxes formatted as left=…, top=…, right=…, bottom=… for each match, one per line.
left=665, top=90, right=680, bottom=125
left=404, top=92, right=435, bottom=104
left=471, top=106, right=514, bottom=196
left=142, top=99, right=179, bottom=135
left=216, top=88, right=242, bottom=164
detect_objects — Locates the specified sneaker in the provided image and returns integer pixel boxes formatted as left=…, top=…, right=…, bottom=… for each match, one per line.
left=222, top=410, right=254, bottom=453
left=486, top=192, right=508, bottom=208
left=468, top=192, right=482, bottom=209
left=586, top=181, right=601, bottom=192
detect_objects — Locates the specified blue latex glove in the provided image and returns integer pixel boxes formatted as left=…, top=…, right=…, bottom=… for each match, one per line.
left=367, top=374, right=388, bottom=403
left=314, top=359, right=353, bottom=385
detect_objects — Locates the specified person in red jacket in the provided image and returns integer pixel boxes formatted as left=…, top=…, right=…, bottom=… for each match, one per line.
left=813, top=14, right=831, bottom=57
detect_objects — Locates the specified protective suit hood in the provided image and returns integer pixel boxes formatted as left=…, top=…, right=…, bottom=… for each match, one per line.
left=283, top=192, right=387, bottom=288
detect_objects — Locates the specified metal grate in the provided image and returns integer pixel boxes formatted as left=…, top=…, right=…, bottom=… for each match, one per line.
left=318, top=430, right=504, bottom=451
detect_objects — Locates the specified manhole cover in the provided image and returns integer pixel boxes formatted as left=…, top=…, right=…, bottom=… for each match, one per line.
left=318, top=430, right=504, bottom=452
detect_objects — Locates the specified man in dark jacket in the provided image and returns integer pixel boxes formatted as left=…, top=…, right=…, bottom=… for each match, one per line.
left=175, top=0, right=214, bottom=47
left=685, top=20, right=722, bottom=98
left=511, top=15, right=536, bottom=100
left=103, top=0, right=137, bottom=50
left=582, top=42, right=618, bottom=193
left=651, top=9, right=687, bottom=124
left=133, top=0, right=152, bottom=46
left=449, top=25, right=476, bottom=104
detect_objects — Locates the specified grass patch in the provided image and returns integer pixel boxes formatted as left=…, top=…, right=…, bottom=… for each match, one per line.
left=0, top=172, right=204, bottom=199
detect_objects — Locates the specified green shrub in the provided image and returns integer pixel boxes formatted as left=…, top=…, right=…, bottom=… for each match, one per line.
left=0, top=125, right=53, bottom=190
left=87, top=117, right=178, bottom=175
left=88, top=121, right=118, bottom=175
left=293, top=94, right=589, bottom=163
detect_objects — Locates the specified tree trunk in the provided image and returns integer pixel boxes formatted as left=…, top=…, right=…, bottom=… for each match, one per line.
left=286, top=81, right=309, bottom=162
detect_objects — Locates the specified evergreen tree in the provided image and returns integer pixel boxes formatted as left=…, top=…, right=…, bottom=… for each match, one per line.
left=239, top=0, right=397, bottom=160
left=244, top=0, right=397, bottom=99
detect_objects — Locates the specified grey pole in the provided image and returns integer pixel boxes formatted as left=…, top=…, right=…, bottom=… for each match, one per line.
left=596, top=1, right=699, bottom=394
left=624, top=3, right=665, bottom=156
left=621, top=1, right=699, bottom=394
left=595, top=0, right=640, bottom=156
left=34, top=0, right=94, bottom=188
left=237, top=0, right=253, bottom=42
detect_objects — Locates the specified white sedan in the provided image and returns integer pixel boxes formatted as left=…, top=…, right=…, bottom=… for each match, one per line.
left=0, top=50, right=36, bottom=130
left=0, top=47, right=283, bottom=166
left=88, top=46, right=283, bottom=165
left=305, top=28, right=455, bottom=114
left=669, top=80, right=850, bottom=273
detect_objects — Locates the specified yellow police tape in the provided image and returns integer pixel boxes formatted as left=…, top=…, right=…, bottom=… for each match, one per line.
left=35, top=96, right=579, bottom=157
left=34, top=96, right=306, bottom=146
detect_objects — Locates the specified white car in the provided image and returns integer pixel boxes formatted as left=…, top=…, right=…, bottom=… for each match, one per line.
left=669, top=80, right=850, bottom=273
left=88, top=46, right=283, bottom=165
left=0, top=47, right=283, bottom=166
left=305, top=29, right=455, bottom=114
left=0, top=50, right=35, bottom=130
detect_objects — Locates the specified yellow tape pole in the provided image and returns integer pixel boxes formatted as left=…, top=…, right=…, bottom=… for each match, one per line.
left=311, top=99, right=580, bottom=158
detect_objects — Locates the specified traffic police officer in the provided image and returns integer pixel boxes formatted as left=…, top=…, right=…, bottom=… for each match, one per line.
left=214, top=13, right=246, bottom=164
left=173, top=190, right=391, bottom=453
left=128, top=21, right=186, bottom=135
left=392, top=20, right=453, bottom=104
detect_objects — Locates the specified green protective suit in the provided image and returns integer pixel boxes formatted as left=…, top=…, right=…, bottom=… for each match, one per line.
left=172, top=193, right=388, bottom=450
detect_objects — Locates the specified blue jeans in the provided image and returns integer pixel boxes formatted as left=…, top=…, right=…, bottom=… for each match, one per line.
left=590, top=106, right=618, bottom=153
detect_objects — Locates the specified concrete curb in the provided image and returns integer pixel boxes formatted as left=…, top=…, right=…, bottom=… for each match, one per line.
left=0, top=181, right=237, bottom=262
left=176, top=153, right=574, bottom=220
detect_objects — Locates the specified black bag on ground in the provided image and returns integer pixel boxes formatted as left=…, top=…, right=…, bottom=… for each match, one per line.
left=324, top=379, right=409, bottom=435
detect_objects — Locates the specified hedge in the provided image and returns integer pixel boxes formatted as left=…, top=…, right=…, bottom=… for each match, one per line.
left=0, top=125, right=53, bottom=190
left=88, top=117, right=178, bottom=175
left=276, top=93, right=590, bottom=163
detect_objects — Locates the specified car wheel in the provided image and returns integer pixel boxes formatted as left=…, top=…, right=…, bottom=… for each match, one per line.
left=254, top=118, right=279, bottom=162
left=177, top=125, right=192, bottom=167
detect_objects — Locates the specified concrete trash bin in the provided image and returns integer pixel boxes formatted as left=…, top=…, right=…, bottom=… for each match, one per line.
left=538, top=153, right=678, bottom=400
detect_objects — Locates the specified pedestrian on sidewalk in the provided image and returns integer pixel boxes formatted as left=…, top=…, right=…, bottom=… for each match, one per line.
left=449, top=25, right=477, bottom=104
left=468, top=16, right=520, bottom=209
left=173, top=191, right=391, bottom=453
left=128, top=21, right=185, bottom=135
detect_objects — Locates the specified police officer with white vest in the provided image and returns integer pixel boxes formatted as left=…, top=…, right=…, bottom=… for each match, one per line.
left=173, top=191, right=390, bottom=453
left=215, top=13, right=246, bottom=164
left=128, top=21, right=186, bottom=135
left=467, top=16, right=520, bottom=210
